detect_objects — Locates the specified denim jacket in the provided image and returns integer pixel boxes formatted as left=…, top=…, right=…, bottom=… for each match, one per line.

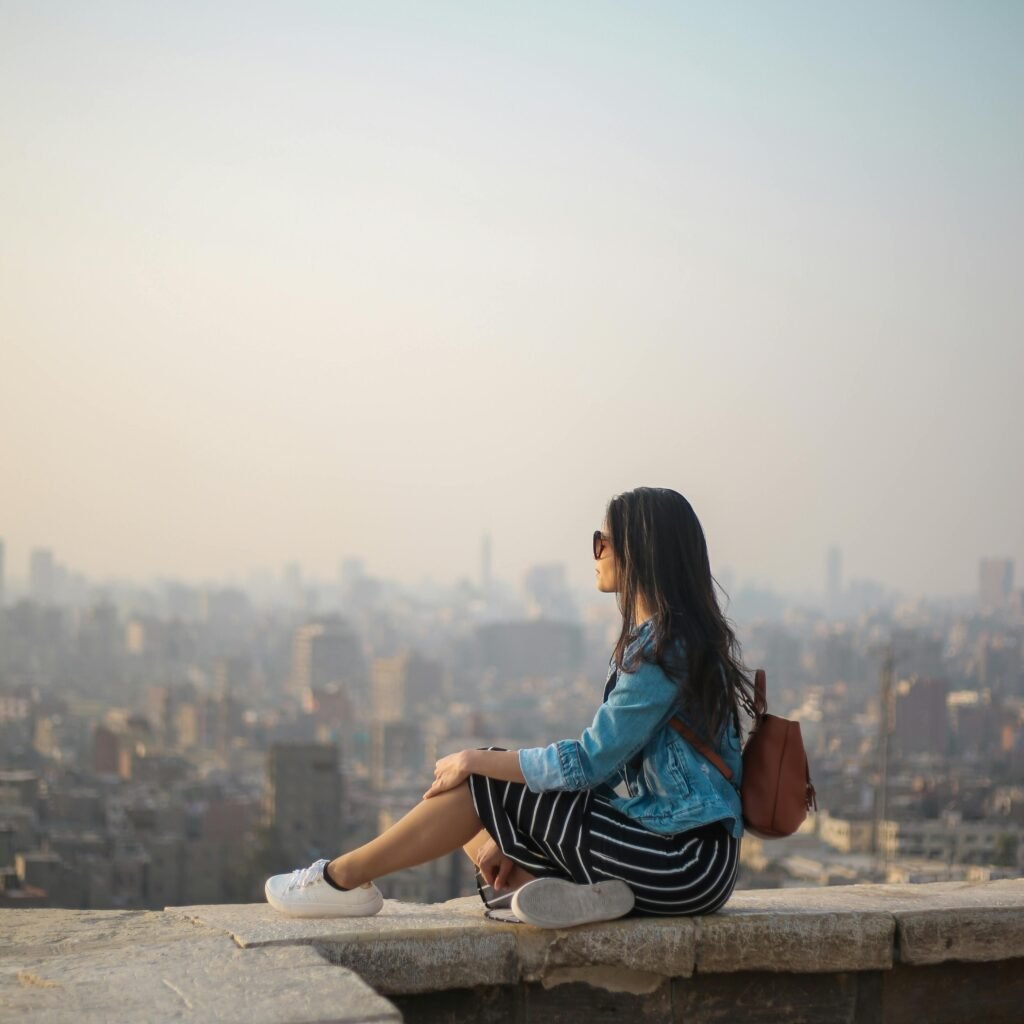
left=517, top=618, right=744, bottom=838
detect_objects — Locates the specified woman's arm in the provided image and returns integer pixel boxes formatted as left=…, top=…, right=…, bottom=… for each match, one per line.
left=517, top=657, right=680, bottom=793
left=423, top=748, right=524, bottom=799
left=469, top=749, right=526, bottom=783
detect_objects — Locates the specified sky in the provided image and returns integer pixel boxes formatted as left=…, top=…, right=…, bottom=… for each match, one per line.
left=1, top=1, right=1022, bottom=599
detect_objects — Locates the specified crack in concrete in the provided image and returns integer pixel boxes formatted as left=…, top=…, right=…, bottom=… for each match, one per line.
left=161, top=977, right=194, bottom=1010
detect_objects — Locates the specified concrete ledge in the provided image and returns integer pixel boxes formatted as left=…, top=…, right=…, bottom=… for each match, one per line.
left=4, top=880, right=1024, bottom=1022
left=0, top=908, right=399, bottom=1023
left=169, top=879, right=1024, bottom=992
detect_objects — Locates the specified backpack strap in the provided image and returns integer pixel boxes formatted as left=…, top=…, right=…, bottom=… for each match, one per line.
left=668, top=715, right=733, bottom=782
left=668, top=667, right=767, bottom=788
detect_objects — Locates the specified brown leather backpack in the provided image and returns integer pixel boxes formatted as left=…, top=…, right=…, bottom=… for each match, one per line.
left=669, top=668, right=817, bottom=839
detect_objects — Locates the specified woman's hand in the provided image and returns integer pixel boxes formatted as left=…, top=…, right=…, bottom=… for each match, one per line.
left=423, top=750, right=474, bottom=799
left=475, top=836, right=516, bottom=892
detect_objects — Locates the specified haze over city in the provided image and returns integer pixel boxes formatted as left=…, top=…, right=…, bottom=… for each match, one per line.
left=2, top=2, right=1021, bottom=598
left=5, top=11, right=1024, bottom=1015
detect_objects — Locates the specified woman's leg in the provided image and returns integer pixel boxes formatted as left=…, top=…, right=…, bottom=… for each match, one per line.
left=462, top=828, right=492, bottom=867
left=327, top=780, right=484, bottom=889
left=463, top=827, right=538, bottom=892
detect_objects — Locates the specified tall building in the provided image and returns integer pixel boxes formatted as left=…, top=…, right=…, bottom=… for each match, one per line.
left=371, top=721, right=424, bottom=789
left=825, top=546, right=842, bottom=615
left=29, top=548, right=55, bottom=605
left=289, top=618, right=365, bottom=701
left=977, top=634, right=1022, bottom=697
left=265, top=743, right=343, bottom=866
left=371, top=655, right=406, bottom=723
left=893, top=677, right=949, bottom=758
left=979, top=558, right=1014, bottom=613
left=890, top=628, right=944, bottom=681
left=368, top=650, right=446, bottom=723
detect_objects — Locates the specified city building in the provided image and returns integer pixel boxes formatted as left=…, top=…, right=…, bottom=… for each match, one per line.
left=979, top=558, right=1015, bottom=613
left=877, top=813, right=1023, bottom=868
left=371, top=655, right=406, bottom=723
left=371, top=721, right=424, bottom=789
left=29, top=548, right=55, bottom=605
left=474, top=619, right=583, bottom=683
left=289, top=618, right=366, bottom=702
left=893, top=676, right=949, bottom=757
left=265, top=743, right=344, bottom=866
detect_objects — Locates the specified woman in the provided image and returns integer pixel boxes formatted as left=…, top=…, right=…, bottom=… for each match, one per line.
left=265, top=486, right=755, bottom=927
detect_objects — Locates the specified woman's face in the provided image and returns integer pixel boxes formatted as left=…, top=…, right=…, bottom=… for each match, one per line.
left=594, top=518, right=619, bottom=593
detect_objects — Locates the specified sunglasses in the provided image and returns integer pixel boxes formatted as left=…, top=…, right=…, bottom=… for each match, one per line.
left=593, top=530, right=611, bottom=560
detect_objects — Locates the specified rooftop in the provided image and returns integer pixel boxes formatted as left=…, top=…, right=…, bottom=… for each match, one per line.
left=3, top=879, right=1024, bottom=1023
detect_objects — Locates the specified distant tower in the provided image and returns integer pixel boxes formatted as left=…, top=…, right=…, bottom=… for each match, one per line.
left=480, top=533, right=492, bottom=596
left=979, top=558, right=1014, bottom=613
left=825, top=546, right=842, bottom=616
left=29, top=548, right=55, bottom=605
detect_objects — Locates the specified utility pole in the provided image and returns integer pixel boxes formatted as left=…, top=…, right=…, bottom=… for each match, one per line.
left=873, top=645, right=895, bottom=878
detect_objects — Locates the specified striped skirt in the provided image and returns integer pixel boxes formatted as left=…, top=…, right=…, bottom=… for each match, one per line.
left=467, top=752, right=740, bottom=917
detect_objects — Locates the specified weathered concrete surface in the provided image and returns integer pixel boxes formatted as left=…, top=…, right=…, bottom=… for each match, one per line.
left=166, top=896, right=490, bottom=950
left=0, top=908, right=400, bottom=1023
left=5, top=879, right=1024, bottom=1020
left=513, top=915, right=698, bottom=985
left=170, top=879, right=1024, bottom=993
left=717, top=879, right=1024, bottom=970
left=168, top=897, right=520, bottom=995
left=697, top=907, right=894, bottom=973
left=697, top=887, right=896, bottom=973
left=874, top=879, right=1024, bottom=965
left=716, top=880, right=1024, bottom=966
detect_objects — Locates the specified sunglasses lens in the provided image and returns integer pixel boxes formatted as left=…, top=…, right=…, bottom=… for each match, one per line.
left=593, top=531, right=603, bottom=559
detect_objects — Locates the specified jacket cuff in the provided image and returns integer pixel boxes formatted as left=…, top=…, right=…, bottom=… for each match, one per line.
left=518, top=741, right=587, bottom=792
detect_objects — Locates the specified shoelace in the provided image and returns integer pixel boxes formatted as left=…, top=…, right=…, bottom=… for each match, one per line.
left=285, top=858, right=329, bottom=891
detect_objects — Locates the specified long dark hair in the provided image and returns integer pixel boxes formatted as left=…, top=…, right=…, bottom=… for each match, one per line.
left=606, top=486, right=756, bottom=742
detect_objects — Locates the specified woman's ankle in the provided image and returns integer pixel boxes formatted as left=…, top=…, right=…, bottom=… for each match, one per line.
left=326, top=857, right=362, bottom=890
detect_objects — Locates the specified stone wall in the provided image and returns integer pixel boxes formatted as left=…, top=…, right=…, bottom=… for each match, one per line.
left=3, top=879, right=1023, bottom=1023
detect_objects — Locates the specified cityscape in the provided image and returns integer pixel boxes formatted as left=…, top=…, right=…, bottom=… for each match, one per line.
left=1, top=535, right=1021, bottom=911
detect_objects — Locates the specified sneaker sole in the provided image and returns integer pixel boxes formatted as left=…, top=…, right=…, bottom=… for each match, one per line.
left=265, top=883, right=384, bottom=918
left=510, top=878, right=634, bottom=928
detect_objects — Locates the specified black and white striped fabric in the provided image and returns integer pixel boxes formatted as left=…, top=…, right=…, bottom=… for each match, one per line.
left=467, top=749, right=740, bottom=918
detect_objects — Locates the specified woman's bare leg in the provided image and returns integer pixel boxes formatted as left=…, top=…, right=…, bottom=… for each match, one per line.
left=462, top=828, right=538, bottom=892
left=326, top=781, right=484, bottom=889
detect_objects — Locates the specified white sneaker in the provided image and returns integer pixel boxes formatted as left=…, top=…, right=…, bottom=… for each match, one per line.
left=510, top=877, right=634, bottom=928
left=264, top=858, right=384, bottom=918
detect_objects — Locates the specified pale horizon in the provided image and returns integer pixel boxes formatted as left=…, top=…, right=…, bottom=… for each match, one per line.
left=2, top=2, right=1021, bottom=601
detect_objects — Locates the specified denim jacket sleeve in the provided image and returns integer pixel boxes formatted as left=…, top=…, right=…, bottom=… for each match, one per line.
left=518, top=654, right=680, bottom=793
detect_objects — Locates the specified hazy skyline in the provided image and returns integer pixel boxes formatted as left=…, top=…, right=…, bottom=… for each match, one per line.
left=2, top=2, right=1022, bottom=599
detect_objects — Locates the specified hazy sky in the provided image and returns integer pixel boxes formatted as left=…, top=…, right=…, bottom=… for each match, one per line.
left=2, top=1, right=1022, bottom=598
